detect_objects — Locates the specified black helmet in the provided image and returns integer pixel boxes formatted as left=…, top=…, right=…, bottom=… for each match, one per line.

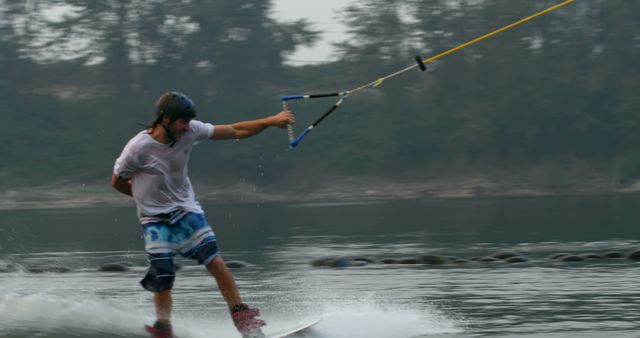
left=156, top=91, right=197, bottom=120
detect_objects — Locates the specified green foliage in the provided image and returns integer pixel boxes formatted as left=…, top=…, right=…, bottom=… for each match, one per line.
left=0, top=0, right=638, bottom=191
left=613, top=154, right=640, bottom=184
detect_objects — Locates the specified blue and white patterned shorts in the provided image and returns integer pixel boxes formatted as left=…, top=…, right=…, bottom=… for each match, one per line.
left=140, top=212, right=219, bottom=292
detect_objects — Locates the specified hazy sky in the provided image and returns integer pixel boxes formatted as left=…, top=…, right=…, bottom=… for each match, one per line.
left=36, top=0, right=359, bottom=66
left=271, top=0, right=358, bottom=65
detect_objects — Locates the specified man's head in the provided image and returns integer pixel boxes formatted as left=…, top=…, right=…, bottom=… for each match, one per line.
left=153, top=91, right=197, bottom=145
left=155, top=91, right=197, bottom=121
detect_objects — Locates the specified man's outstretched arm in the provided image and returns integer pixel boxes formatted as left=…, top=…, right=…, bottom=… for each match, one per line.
left=210, top=110, right=294, bottom=140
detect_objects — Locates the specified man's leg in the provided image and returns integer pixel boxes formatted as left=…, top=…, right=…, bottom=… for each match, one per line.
left=144, top=290, right=174, bottom=337
left=205, top=256, right=242, bottom=307
left=154, top=290, right=173, bottom=324
left=206, top=256, right=265, bottom=335
left=141, top=221, right=177, bottom=337
left=179, top=213, right=264, bottom=334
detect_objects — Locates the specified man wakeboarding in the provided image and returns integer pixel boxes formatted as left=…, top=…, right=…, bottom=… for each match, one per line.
left=111, top=91, right=294, bottom=337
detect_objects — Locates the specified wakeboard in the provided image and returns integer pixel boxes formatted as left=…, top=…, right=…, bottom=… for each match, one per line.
left=265, top=317, right=321, bottom=338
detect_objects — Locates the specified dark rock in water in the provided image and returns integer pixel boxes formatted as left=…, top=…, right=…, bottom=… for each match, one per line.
left=27, top=266, right=72, bottom=273
left=311, top=258, right=335, bottom=267
left=51, top=266, right=72, bottom=273
left=26, top=268, right=45, bottom=273
left=225, top=261, right=249, bottom=269
left=505, top=256, right=528, bottom=263
left=445, top=256, right=467, bottom=263
left=547, top=253, right=570, bottom=260
left=312, top=257, right=371, bottom=268
left=0, top=265, right=15, bottom=273
left=627, top=250, right=640, bottom=260
left=492, top=251, right=519, bottom=260
left=99, top=263, right=131, bottom=272
left=381, top=258, right=398, bottom=264
left=581, top=253, right=601, bottom=260
left=603, top=251, right=624, bottom=259
left=560, top=255, right=584, bottom=262
left=398, top=258, right=420, bottom=264
left=331, top=258, right=354, bottom=268
left=419, top=255, right=446, bottom=265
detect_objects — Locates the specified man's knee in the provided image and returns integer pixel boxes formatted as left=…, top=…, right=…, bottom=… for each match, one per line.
left=206, top=256, right=228, bottom=274
left=141, top=256, right=176, bottom=292
left=192, top=240, right=219, bottom=265
left=207, top=255, right=223, bottom=268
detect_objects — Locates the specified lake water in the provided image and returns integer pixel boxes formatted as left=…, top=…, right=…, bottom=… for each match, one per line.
left=1, top=195, right=640, bottom=338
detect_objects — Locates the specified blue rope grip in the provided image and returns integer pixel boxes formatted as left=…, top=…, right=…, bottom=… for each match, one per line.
left=289, top=127, right=312, bottom=148
left=281, top=100, right=294, bottom=143
left=281, top=92, right=347, bottom=148
left=415, top=55, right=426, bottom=71
left=281, top=95, right=306, bottom=101
left=289, top=95, right=347, bottom=148
left=281, top=93, right=343, bottom=102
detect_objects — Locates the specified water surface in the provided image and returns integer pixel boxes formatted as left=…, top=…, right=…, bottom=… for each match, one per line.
left=1, top=195, right=640, bottom=337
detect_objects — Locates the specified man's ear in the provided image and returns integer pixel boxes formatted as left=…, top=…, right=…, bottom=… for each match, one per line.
left=161, top=115, right=171, bottom=126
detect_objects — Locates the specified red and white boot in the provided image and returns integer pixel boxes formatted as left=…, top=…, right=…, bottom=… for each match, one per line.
left=231, top=303, right=266, bottom=338
left=145, top=320, right=174, bottom=338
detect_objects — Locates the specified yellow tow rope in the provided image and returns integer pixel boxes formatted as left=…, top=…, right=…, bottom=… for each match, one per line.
left=348, top=0, right=577, bottom=94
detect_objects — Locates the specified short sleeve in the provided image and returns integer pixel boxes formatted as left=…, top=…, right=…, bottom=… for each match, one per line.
left=190, top=120, right=214, bottom=142
left=113, top=143, right=140, bottom=179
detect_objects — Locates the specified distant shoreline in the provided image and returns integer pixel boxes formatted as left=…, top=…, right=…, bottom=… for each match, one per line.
left=2, top=175, right=639, bottom=211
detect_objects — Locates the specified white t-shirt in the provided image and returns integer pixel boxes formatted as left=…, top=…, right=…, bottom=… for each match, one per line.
left=113, top=120, right=214, bottom=222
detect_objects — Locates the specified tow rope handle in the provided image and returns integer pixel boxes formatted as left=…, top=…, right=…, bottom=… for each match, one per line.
left=281, top=100, right=295, bottom=144
left=281, top=93, right=348, bottom=148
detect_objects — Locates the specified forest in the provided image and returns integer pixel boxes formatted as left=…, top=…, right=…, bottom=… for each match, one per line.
left=1, top=0, right=639, bottom=201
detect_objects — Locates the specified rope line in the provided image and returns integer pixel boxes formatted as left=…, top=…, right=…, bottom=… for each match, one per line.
left=347, top=0, right=576, bottom=95
left=283, top=0, right=577, bottom=148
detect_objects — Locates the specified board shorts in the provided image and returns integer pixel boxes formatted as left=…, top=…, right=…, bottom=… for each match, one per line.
left=139, top=211, right=219, bottom=292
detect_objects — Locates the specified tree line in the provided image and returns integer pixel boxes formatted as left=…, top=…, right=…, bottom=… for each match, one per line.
left=1, top=0, right=638, bottom=191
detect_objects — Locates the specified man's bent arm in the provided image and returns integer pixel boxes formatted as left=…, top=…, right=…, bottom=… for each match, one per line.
left=211, top=111, right=294, bottom=140
left=111, top=173, right=133, bottom=196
